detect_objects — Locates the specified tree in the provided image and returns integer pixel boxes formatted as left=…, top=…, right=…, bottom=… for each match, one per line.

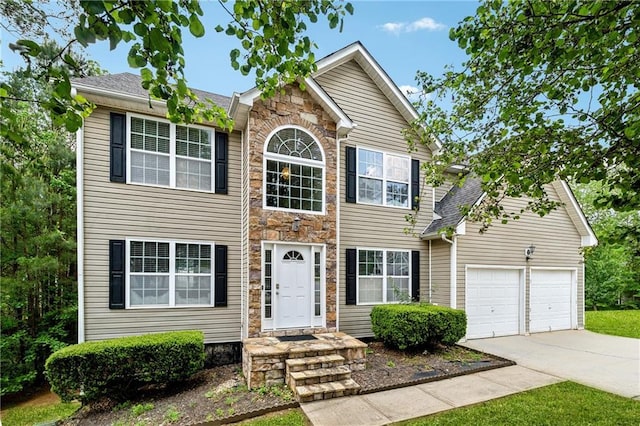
left=1, top=0, right=353, bottom=135
left=411, top=0, right=639, bottom=228
left=574, top=181, right=640, bottom=310
left=0, top=40, right=100, bottom=396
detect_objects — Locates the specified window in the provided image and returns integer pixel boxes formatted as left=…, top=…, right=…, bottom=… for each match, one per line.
left=357, top=249, right=410, bottom=304
left=128, top=114, right=213, bottom=192
left=128, top=240, right=213, bottom=307
left=357, top=148, right=410, bottom=207
left=264, top=127, right=324, bottom=213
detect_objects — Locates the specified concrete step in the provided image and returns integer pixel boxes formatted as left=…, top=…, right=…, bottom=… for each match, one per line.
left=296, top=378, right=361, bottom=403
left=285, top=354, right=345, bottom=373
left=288, top=365, right=352, bottom=387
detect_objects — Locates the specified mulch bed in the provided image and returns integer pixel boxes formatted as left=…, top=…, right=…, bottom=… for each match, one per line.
left=63, top=343, right=512, bottom=425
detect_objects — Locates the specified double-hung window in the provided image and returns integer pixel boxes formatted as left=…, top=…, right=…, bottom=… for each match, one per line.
left=357, top=148, right=410, bottom=208
left=128, top=240, right=213, bottom=307
left=128, top=114, right=213, bottom=192
left=357, top=249, right=410, bottom=304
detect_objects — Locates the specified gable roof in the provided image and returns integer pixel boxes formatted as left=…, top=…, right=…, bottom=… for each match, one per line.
left=73, top=72, right=231, bottom=109
left=421, top=178, right=598, bottom=247
left=422, top=177, right=484, bottom=236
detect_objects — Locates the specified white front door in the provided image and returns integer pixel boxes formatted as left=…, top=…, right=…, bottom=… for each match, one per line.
left=276, top=245, right=312, bottom=328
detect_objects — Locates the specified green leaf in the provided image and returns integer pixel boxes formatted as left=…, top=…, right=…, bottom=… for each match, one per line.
left=189, top=14, right=205, bottom=37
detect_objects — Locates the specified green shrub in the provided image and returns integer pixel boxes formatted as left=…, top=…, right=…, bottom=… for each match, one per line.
left=45, top=330, right=204, bottom=403
left=370, top=303, right=466, bottom=350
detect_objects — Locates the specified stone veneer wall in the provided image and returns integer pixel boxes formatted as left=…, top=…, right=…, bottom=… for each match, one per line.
left=247, top=83, right=338, bottom=337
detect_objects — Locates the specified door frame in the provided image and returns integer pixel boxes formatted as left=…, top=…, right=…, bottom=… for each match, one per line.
left=529, top=267, right=578, bottom=333
left=464, top=264, right=526, bottom=339
left=261, top=241, right=326, bottom=331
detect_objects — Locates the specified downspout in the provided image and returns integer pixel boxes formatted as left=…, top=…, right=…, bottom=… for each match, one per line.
left=440, top=233, right=457, bottom=309
left=428, top=240, right=432, bottom=303
left=76, top=122, right=85, bottom=343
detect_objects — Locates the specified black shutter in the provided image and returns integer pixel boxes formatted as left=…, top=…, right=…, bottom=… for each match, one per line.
left=411, top=250, right=420, bottom=302
left=346, top=248, right=357, bottom=305
left=346, top=146, right=356, bottom=203
left=411, top=159, right=420, bottom=210
left=110, top=112, right=126, bottom=183
left=215, top=132, right=228, bottom=194
left=214, top=245, right=228, bottom=307
left=109, top=240, right=126, bottom=309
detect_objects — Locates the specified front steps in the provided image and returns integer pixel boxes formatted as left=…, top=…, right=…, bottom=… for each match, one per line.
left=242, top=332, right=367, bottom=402
left=286, top=355, right=361, bottom=402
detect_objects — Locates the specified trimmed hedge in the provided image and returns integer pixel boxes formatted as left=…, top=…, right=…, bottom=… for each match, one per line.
left=371, top=303, right=466, bottom=350
left=45, top=330, right=204, bottom=403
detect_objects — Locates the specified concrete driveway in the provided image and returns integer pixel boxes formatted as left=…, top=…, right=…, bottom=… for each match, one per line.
left=462, top=330, right=640, bottom=399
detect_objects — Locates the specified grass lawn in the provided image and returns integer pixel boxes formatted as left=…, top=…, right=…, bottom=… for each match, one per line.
left=585, top=310, right=640, bottom=339
left=238, top=408, right=308, bottom=425
left=1, top=401, right=80, bottom=426
left=396, top=381, right=639, bottom=426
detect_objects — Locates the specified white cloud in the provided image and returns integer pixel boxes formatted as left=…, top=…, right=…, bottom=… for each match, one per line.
left=379, top=17, right=447, bottom=35
left=399, top=85, right=432, bottom=103
left=407, top=17, right=447, bottom=32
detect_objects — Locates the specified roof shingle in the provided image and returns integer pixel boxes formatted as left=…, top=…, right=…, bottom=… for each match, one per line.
left=422, top=177, right=484, bottom=235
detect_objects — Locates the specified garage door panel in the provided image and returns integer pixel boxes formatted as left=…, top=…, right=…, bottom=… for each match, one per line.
left=530, top=269, right=573, bottom=333
left=466, top=268, right=521, bottom=339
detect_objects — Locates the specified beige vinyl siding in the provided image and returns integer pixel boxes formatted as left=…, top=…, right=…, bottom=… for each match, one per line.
left=430, top=239, right=451, bottom=306
left=456, top=184, right=585, bottom=329
left=240, top=122, right=250, bottom=339
left=316, top=60, right=432, bottom=337
left=82, top=107, right=242, bottom=343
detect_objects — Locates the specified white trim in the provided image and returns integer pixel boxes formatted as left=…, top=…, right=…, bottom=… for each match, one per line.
left=355, top=247, right=412, bottom=305
left=557, top=181, right=598, bottom=246
left=464, top=265, right=527, bottom=339
left=73, top=83, right=168, bottom=108
left=336, top=135, right=345, bottom=331
left=262, top=125, right=326, bottom=215
left=126, top=112, right=216, bottom=193
left=356, top=146, right=412, bottom=210
left=450, top=237, right=457, bottom=309
left=76, top=124, right=85, bottom=343
left=529, top=266, right=579, bottom=331
left=124, top=238, right=215, bottom=309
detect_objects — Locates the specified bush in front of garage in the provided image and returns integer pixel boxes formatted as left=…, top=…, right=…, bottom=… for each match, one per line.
left=371, top=303, right=466, bottom=350
left=45, top=330, right=204, bottom=403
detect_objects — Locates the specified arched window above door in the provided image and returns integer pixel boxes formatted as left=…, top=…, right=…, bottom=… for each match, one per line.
left=264, top=127, right=325, bottom=213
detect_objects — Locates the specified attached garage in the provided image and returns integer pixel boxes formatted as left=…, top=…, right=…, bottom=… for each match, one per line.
left=530, top=268, right=576, bottom=333
left=465, top=267, right=524, bottom=339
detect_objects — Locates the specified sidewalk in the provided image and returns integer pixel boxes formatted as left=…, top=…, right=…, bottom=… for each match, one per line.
left=300, top=365, right=561, bottom=426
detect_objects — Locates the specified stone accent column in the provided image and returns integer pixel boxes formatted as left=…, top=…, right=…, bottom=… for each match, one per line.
left=246, top=83, right=338, bottom=337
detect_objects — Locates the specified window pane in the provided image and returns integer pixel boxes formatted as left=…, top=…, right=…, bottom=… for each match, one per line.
left=385, top=155, right=409, bottom=182
left=130, top=152, right=170, bottom=186
left=266, top=128, right=322, bottom=161
left=387, top=277, right=410, bottom=302
left=176, top=158, right=211, bottom=191
left=359, top=277, right=383, bottom=303
left=175, top=276, right=211, bottom=305
left=265, top=160, right=322, bottom=212
left=359, top=250, right=383, bottom=276
left=358, top=149, right=383, bottom=178
left=386, top=182, right=409, bottom=207
left=358, top=178, right=382, bottom=204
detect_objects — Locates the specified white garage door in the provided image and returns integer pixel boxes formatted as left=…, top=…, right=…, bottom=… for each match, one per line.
left=466, top=268, right=522, bottom=339
left=530, top=269, right=573, bottom=333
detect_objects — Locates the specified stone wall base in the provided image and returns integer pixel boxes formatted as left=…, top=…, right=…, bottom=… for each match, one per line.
left=204, top=342, right=242, bottom=367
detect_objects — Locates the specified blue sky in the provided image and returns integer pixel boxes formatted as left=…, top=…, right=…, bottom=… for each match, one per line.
left=1, top=1, right=480, bottom=98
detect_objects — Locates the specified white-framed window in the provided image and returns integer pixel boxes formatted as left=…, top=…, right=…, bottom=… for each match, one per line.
left=127, top=239, right=214, bottom=308
left=357, top=147, right=410, bottom=208
left=357, top=248, right=410, bottom=304
left=264, top=126, right=325, bottom=213
left=128, top=113, right=213, bottom=192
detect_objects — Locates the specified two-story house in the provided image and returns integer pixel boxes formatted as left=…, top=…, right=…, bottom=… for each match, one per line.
left=73, top=42, right=596, bottom=363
